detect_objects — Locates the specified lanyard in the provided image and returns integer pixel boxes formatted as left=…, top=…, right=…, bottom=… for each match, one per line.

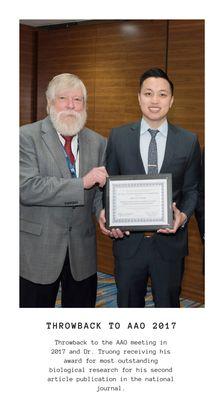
left=62, top=139, right=79, bottom=178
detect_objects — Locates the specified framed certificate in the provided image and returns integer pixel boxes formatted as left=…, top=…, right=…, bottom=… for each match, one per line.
left=105, top=174, right=173, bottom=231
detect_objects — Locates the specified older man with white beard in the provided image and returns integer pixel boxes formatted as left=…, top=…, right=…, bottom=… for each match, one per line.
left=20, top=73, right=108, bottom=308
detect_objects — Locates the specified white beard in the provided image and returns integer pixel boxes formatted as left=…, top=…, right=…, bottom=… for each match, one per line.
left=49, top=106, right=87, bottom=136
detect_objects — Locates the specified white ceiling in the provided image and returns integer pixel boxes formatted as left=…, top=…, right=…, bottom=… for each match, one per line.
left=20, top=19, right=86, bottom=27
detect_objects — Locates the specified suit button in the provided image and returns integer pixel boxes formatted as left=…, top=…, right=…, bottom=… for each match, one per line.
left=69, top=227, right=72, bottom=232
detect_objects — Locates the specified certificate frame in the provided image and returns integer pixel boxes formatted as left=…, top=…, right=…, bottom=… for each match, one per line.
left=105, top=174, right=173, bottom=231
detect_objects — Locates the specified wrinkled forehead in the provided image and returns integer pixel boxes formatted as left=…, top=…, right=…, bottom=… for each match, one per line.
left=54, top=83, right=84, bottom=98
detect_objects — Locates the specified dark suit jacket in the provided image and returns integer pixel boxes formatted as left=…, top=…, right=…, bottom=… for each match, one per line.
left=106, top=120, right=201, bottom=262
left=195, top=147, right=204, bottom=242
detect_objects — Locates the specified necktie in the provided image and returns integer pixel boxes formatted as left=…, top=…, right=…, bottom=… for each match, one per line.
left=62, top=135, right=75, bottom=165
left=147, top=129, right=159, bottom=175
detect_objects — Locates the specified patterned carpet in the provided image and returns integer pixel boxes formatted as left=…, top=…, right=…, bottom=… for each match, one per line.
left=56, top=272, right=203, bottom=307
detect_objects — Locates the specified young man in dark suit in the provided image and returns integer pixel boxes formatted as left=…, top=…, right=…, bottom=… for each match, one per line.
left=99, top=68, right=201, bottom=308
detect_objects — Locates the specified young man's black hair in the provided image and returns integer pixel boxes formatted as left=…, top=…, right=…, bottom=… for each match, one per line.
left=139, top=68, right=174, bottom=95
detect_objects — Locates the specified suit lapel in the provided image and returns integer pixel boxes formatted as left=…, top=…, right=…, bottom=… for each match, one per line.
left=78, top=129, right=91, bottom=177
left=160, top=123, right=177, bottom=173
left=129, top=121, right=146, bottom=174
left=41, top=117, right=71, bottom=178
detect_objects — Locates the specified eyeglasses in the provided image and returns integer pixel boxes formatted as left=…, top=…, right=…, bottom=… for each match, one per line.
left=57, top=95, right=84, bottom=104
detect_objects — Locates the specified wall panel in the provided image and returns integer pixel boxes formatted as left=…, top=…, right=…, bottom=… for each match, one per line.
left=20, top=25, right=37, bottom=125
left=167, top=20, right=204, bottom=146
left=94, top=20, right=167, bottom=135
left=36, top=24, right=97, bottom=129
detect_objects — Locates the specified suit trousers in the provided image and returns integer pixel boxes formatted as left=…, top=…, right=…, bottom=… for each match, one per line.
left=20, top=249, right=97, bottom=308
left=114, top=236, right=184, bottom=308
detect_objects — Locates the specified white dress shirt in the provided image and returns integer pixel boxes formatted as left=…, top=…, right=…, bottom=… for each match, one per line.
left=139, top=118, right=168, bottom=173
left=57, top=133, right=80, bottom=177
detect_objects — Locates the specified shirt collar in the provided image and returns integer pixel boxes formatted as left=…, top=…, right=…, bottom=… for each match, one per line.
left=140, top=118, right=168, bottom=137
left=57, top=131, right=78, bottom=144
